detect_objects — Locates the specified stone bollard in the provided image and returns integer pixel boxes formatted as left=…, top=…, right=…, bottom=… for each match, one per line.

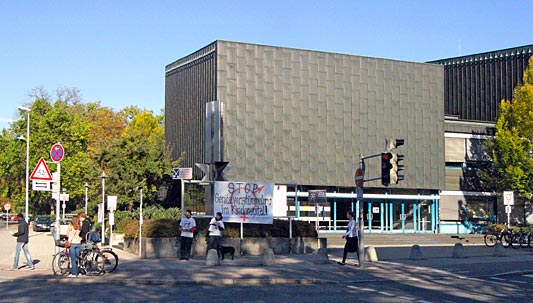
left=452, top=243, right=465, bottom=258
left=262, top=248, right=276, bottom=266
left=205, top=249, right=220, bottom=266
left=313, top=247, right=330, bottom=264
left=364, top=246, right=379, bottom=262
left=493, top=242, right=507, bottom=257
left=409, top=244, right=424, bottom=260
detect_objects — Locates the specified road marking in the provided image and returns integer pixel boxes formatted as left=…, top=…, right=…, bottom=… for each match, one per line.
left=490, top=277, right=506, bottom=281
left=524, top=274, right=533, bottom=279
left=417, top=300, right=434, bottom=303
left=509, top=280, right=527, bottom=284
left=398, top=296, right=414, bottom=301
left=378, top=291, right=394, bottom=296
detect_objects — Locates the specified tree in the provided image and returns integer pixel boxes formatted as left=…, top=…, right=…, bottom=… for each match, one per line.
left=95, top=109, right=178, bottom=211
left=0, top=87, right=173, bottom=218
left=486, top=56, right=533, bottom=221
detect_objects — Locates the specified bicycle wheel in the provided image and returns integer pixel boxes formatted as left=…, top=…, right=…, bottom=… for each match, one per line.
left=527, top=234, right=533, bottom=248
left=484, top=234, right=497, bottom=247
left=510, top=234, right=521, bottom=249
left=519, top=234, right=529, bottom=248
left=52, top=252, right=71, bottom=276
left=101, top=249, right=119, bottom=273
left=83, top=251, right=105, bottom=276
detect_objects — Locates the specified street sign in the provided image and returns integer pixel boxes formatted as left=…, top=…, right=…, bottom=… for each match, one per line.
left=355, top=168, right=364, bottom=187
left=308, top=190, right=327, bottom=204
left=32, top=180, right=52, bottom=191
left=107, top=196, right=117, bottom=211
left=50, top=143, right=65, bottom=162
left=3, top=203, right=10, bottom=211
left=30, top=157, right=53, bottom=181
left=503, top=191, right=514, bottom=206
left=505, top=205, right=512, bottom=214
left=172, top=167, right=192, bottom=179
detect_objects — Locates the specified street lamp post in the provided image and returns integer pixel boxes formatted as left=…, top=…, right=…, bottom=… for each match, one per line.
left=101, top=172, right=107, bottom=245
left=18, top=106, right=30, bottom=222
left=84, top=182, right=89, bottom=214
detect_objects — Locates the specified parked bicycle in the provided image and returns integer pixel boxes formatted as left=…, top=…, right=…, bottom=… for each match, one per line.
left=509, top=228, right=533, bottom=249
left=51, top=237, right=105, bottom=276
left=483, top=226, right=512, bottom=248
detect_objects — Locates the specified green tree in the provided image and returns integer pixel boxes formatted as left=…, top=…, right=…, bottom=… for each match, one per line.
left=486, top=57, right=533, bottom=209
left=96, top=110, right=177, bottom=211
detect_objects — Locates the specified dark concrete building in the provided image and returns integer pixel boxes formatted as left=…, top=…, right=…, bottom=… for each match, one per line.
left=165, top=41, right=532, bottom=233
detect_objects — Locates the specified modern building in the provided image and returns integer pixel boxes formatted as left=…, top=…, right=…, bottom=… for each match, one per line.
left=430, top=45, right=533, bottom=232
left=165, top=41, right=532, bottom=233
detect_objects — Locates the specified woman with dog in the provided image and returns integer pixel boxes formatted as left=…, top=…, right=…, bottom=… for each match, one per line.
left=207, top=212, right=225, bottom=256
left=338, top=210, right=359, bottom=266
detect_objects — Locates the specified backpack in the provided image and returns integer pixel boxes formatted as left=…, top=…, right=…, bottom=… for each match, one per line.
left=88, top=231, right=101, bottom=243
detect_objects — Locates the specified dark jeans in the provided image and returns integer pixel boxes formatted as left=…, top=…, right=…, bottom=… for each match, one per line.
left=341, top=236, right=359, bottom=263
left=179, top=236, right=193, bottom=259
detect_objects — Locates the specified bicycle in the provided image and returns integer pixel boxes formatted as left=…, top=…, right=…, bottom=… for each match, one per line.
left=483, top=226, right=512, bottom=248
left=84, top=231, right=119, bottom=273
left=96, top=246, right=119, bottom=273
left=52, top=238, right=105, bottom=276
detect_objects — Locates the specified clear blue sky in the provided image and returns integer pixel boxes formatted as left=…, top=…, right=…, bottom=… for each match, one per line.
left=1, top=1, right=532, bottom=130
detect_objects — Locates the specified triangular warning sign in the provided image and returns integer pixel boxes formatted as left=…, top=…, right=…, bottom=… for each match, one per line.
left=30, top=157, right=53, bottom=181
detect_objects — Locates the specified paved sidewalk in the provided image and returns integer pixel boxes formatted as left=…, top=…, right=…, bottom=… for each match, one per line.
left=1, top=227, right=532, bottom=286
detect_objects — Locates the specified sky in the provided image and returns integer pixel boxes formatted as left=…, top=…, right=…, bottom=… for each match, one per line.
left=1, top=0, right=532, bottom=130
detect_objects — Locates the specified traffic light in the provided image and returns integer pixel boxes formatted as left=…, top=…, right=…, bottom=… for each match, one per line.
left=390, top=153, right=405, bottom=184
left=381, top=152, right=393, bottom=186
left=387, top=138, right=404, bottom=150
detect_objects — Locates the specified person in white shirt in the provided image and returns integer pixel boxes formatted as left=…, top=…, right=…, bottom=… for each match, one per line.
left=207, top=212, right=225, bottom=258
left=338, top=210, right=359, bottom=265
left=179, top=210, right=196, bottom=260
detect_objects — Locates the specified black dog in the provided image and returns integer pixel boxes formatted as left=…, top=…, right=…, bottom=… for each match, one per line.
left=218, top=246, right=235, bottom=260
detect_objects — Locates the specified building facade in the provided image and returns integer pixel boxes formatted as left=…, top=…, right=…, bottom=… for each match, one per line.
left=166, top=41, right=532, bottom=233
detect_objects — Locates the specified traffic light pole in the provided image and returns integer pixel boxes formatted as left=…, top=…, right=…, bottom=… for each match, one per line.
left=356, top=152, right=388, bottom=268
left=357, top=156, right=365, bottom=269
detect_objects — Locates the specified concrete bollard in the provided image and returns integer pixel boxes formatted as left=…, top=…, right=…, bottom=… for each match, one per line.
left=452, top=243, right=465, bottom=258
left=493, top=242, right=507, bottom=257
left=205, top=249, right=220, bottom=266
left=409, top=244, right=424, bottom=260
left=262, top=248, right=276, bottom=266
left=364, top=246, right=379, bottom=262
left=313, top=247, right=330, bottom=264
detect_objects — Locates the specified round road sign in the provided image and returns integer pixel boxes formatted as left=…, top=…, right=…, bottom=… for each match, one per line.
left=3, top=203, right=10, bottom=211
left=355, top=168, right=364, bottom=187
left=50, top=143, right=65, bottom=162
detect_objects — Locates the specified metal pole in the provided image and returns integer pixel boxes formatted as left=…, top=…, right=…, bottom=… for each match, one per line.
left=84, top=183, right=88, bottom=214
left=101, top=172, right=106, bottom=245
left=25, top=110, right=30, bottom=222
left=139, top=187, right=143, bottom=257
left=358, top=156, right=365, bottom=268
left=55, top=163, right=61, bottom=252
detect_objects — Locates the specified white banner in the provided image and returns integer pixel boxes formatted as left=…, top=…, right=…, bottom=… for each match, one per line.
left=214, top=181, right=274, bottom=224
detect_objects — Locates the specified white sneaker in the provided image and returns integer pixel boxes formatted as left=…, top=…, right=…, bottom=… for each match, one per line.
left=67, top=274, right=77, bottom=278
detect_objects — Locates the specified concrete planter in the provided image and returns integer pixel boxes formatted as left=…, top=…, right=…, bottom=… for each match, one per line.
left=124, top=237, right=326, bottom=259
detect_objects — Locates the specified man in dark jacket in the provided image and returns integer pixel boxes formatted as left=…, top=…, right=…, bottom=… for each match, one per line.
left=9, top=213, right=34, bottom=270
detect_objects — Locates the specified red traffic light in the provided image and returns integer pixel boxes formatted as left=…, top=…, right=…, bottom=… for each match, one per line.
left=382, top=152, right=393, bottom=162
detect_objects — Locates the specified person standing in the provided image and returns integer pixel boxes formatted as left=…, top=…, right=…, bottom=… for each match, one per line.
left=79, top=212, right=91, bottom=243
left=179, top=210, right=196, bottom=260
left=67, top=215, right=82, bottom=277
left=207, top=212, right=225, bottom=257
left=8, top=213, right=34, bottom=270
left=338, top=210, right=359, bottom=266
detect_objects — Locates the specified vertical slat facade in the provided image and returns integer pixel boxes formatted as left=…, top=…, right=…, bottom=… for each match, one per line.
left=165, top=42, right=217, bottom=174
left=430, top=45, right=533, bottom=122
